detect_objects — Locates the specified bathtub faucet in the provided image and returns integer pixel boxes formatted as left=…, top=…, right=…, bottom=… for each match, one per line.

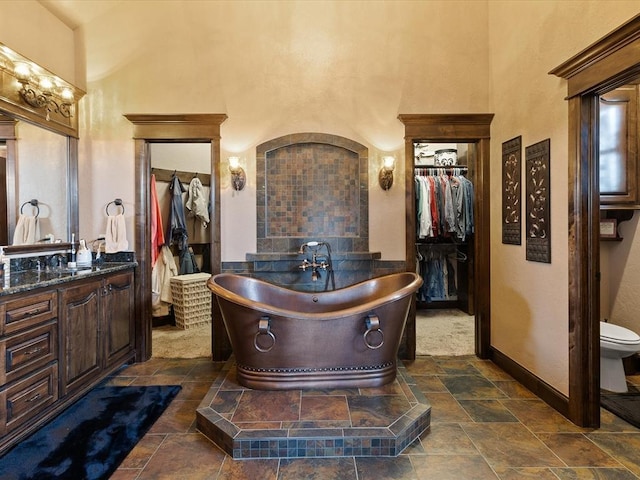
left=298, top=241, right=335, bottom=290
left=298, top=241, right=325, bottom=254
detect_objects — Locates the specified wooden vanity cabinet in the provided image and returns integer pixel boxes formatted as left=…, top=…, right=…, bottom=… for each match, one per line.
left=59, top=270, right=134, bottom=396
left=0, top=291, right=58, bottom=437
left=59, top=280, right=102, bottom=396
left=103, top=271, right=135, bottom=369
left=0, top=266, right=135, bottom=454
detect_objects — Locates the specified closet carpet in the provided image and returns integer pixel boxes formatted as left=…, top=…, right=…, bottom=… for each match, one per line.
left=152, top=324, right=212, bottom=358
left=416, top=308, right=475, bottom=356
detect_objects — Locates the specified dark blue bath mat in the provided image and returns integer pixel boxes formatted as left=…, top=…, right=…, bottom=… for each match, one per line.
left=0, top=384, right=181, bottom=480
left=601, top=392, right=640, bottom=429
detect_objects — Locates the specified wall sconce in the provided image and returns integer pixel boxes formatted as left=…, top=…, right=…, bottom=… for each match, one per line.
left=229, top=156, right=246, bottom=191
left=0, top=43, right=79, bottom=121
left=378, top=156, right=395, bottom=191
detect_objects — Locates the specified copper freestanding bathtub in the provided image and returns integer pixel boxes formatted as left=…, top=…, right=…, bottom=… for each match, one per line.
left=208, top=272, right=423, bottom=390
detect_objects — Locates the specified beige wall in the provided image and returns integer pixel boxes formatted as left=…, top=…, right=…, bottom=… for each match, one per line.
left=488, top=1, right=640, bottom=395
left=0, top=1, right=76, bottom=84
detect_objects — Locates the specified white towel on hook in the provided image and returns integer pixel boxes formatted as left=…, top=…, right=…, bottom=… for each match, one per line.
left=12, top=214, right=40, bottom=245
left=105, top=213, right=129, bottom=253
left=186, top=177, right=209, bottom=227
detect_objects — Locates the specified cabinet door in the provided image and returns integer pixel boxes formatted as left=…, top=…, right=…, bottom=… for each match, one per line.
left=59, top=281, right=102, bottom=396
left=103, top=271, right=134, bottom=367
left=600, top=86, right=639, bottom=205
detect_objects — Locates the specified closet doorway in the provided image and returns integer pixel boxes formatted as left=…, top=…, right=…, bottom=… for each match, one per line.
left=149, top=143, right=213, bottom=358
left=398, top=114, right=494, bottom=361
left=124, top=114, right=228, bottom=363
left=414, top=142, right=475, bottom=356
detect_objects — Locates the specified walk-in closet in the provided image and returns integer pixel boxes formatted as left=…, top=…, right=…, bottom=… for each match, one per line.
left=148, top=143, right=212, bottom=358
left=413, top=142, right=475, bottom=356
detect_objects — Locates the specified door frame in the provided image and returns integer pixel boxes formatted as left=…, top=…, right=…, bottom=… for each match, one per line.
left=398, top=114, right=494, bottom=360
left=550, top=14, right=640, bottom=427
left=124, top=114, right=228, bottom=362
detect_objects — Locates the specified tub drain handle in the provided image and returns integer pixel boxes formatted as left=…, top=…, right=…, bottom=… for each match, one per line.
left=254, top=315, right=276, bottom=353
left=364, top=314, right=384, bottom=350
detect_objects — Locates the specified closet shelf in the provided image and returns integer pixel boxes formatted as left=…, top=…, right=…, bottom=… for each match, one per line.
left=152, top=167, right=211, bottom=186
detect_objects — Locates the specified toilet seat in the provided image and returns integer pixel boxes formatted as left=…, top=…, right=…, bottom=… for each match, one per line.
left=601, top=321, right=640, bottom=345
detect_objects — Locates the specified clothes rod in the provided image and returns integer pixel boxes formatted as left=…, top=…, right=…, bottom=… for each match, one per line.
left=414, top=165, right=468, bottom=175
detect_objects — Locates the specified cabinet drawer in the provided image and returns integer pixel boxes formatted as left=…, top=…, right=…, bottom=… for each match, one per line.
left=0, top=321, right=58, bottom=385
left=0, top=291, right=57, bottom=336
left=0, top=363, right=58, bottom=436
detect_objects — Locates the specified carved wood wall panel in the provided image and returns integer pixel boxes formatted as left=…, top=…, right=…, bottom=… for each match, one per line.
left=502, top=136, right=522, bottom=245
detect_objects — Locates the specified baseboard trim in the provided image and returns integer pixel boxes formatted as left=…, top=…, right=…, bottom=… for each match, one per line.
left=490, top=347, right=569, bottom=419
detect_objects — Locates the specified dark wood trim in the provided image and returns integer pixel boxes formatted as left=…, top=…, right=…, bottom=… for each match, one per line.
left=124, top=113, right=228, bottom=362
left=551, top=14, right=640, bottom=427
left=133, top=139, right=150, bottom=362
left=491, top=348, right=569, bottom=416
left=549, top=14, right=640, bottom=98
left=151, top=167, right=211, bottom=186
left=398, top=113, right=494, bottom=361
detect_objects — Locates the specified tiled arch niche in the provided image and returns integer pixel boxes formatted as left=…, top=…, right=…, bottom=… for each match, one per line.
left=238, top=133, right=397, bottom=291
left=256, top=132, right=369, bottom=254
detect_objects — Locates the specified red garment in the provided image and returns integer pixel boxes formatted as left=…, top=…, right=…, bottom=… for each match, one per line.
left=150, top=174, right=165, bottom=267
left=428, top=176, right=439, bottom=237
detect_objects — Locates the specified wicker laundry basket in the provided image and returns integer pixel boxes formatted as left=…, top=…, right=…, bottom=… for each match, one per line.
left=170, top=273, right=212, bottom=329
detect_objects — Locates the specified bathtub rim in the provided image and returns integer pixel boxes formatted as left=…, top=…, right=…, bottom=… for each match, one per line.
left=208, top=272, right=423, bottom=321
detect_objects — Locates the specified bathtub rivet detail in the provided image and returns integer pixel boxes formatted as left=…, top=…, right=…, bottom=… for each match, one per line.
left=312, top=296, right=319, bottom=302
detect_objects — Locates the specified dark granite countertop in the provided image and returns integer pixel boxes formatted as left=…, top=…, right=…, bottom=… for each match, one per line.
left=0, top=262, right=137, bottom=297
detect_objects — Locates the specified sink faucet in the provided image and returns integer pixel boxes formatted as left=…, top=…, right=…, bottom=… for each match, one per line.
left=46, top=253, right=67, bottom=269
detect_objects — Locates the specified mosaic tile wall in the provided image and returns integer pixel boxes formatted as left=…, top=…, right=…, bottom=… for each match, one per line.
left=256, top=133, right=369, bottom=254
left=266, top=144, right=359, bottom=238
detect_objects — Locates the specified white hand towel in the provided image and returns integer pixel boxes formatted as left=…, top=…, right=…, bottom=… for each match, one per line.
left=105, top=213, right=129, bottom=253
left=12, top=214, right=40, bottom=245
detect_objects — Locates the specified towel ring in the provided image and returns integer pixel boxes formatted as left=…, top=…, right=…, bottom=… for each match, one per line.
left=20, top=199, right=39, bottom=217
left=106, top=198, right=125, bottom=216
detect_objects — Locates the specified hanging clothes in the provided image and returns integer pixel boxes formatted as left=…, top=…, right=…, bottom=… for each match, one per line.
left=415, top=168, right=474, bottom=241
left=415, top=167, right=472, bottom=305
left=152, top=244, right=178, bottom=317
left=150, top=174, right=165, bottom=268
left=165, top=173, right=188, bottom=249
left=186, top=176, right=210, bottom=228
left=164, top=173, right=199, bottom=275
left=416, top=246, right=459, bottom=303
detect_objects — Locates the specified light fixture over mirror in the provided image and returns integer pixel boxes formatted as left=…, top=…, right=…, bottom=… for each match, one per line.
left=229, top=156, right=246, bottom=191
left=378, top=155, right=395, bottom=190
left=0, top=42, right=84, bottom=126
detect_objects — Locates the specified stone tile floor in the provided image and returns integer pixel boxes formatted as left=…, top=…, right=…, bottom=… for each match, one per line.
left=107, top=356, right=640, bottom=479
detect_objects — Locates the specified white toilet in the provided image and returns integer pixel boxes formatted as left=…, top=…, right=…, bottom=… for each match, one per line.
left=600, top=321, right=640, bottom=392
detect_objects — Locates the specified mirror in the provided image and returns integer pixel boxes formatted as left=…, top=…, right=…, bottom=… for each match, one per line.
left=0, top=115, right=75, bottom=255
left=14, top=121, right=68, bottom=244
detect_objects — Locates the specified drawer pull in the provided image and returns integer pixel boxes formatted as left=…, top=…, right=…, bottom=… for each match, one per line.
left=25, top=347, right=44, bottom=355
left=27, top=393, right=41, bottom=403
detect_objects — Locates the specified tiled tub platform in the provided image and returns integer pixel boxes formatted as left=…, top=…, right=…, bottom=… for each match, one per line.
left=196, top=357, right=431, bottom=459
